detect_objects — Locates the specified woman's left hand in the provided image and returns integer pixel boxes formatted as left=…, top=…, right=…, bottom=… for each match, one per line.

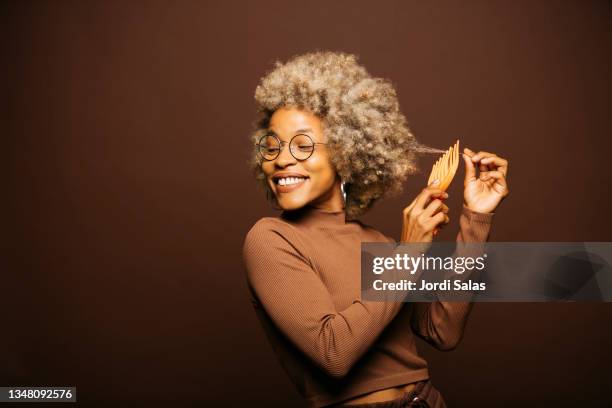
left=462, top=148, right=509, bottom=214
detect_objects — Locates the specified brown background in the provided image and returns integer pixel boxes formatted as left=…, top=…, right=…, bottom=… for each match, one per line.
left=4, top=0, right=612, bottom=406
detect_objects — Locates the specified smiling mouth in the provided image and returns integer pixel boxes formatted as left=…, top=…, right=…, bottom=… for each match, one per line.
left=275, top=176, right=308, bottom=186
left=273, top=176, right=309, bottom=193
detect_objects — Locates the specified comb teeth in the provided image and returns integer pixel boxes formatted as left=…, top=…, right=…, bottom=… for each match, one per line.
left=427, top=140, right=460, bottom=191
left=428, top=157, right=439, bottom=185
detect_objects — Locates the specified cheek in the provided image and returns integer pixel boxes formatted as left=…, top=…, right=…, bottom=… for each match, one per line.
left=261, top=162, right=274, bottom=178
left=304, top=157, right=336, bottom=186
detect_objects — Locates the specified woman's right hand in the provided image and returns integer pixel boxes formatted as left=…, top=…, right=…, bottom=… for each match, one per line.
left=401, top=180, right=449, bottom=245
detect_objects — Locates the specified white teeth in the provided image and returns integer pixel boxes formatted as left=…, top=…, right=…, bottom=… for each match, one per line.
left=277, top=177, right=306, bottom=186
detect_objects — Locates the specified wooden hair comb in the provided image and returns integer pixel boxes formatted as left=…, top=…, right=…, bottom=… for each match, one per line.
left=427, top=140, right=460, bottom=235
left=427, top=139, right=460, bottom=191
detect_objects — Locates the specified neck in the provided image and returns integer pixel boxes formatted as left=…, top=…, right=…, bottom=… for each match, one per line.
left=280, top=203, right=346, bottom=227
left=308, top=178, right=345, bottom=212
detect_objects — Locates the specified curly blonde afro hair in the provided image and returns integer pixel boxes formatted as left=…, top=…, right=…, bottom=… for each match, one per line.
left=248, top=50, right=423, bottom=220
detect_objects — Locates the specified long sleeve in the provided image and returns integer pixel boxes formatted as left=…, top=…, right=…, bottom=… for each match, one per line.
left=410, top=204, right=494, bottom=350
left=243, top=219, right=408, bottom=379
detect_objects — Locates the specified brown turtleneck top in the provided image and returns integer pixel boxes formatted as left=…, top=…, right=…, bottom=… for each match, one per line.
left=242, top=204, right=494, bottom=407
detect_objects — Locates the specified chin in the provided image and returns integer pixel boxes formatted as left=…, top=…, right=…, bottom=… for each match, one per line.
left=276, top=194, right=310, bottom=211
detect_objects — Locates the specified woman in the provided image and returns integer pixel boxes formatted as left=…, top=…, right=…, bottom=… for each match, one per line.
left=243, top=51, right=509, bottom=407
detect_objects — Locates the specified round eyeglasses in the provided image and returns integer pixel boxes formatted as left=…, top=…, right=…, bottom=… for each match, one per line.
left=256, top=133, right=327, bottom=161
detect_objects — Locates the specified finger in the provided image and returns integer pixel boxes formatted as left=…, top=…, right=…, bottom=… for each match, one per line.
left=402, top=200, right=416, bottom=218
left=480, top=170, right=509, bottom=194
left=463, top=148, right=477, bottom=184
left=415, top=186, right=447, bottom=210
left=480, top=156, right=508, bottom=177
left=433, top=217, right=450, bottom=234
left=427, top=212, right=449, bottom=229
left=470, top=150, right=494, bottom=175
left=470, top=150, right=497, bottom=162
left=433, top=202, right=449, bottom=215
left=432, top=205, right=450, bottom=235
left=422, top=198, right=444, bottom=218
left=480, top=170, right=504, bottom=182
left=433, top=190, right=448, bottom=200
left=432, top=212, right=451, bottom=235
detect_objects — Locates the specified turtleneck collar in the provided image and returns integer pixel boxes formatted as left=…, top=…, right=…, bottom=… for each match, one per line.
left=280, top=204, right=346, bottom=227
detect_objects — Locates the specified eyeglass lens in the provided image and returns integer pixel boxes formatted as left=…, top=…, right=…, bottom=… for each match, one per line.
left=259, top=134, right=315, bottom=161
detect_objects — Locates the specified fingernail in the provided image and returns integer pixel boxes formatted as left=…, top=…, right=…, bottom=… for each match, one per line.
left=444, top=193, right=449, bottom=198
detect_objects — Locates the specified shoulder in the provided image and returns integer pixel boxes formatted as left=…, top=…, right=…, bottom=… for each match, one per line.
left=244, top=216, right=295, bottom=243
left=243, top=216, right=307, bottom=257
left=242, top=217, right=312, bottom=280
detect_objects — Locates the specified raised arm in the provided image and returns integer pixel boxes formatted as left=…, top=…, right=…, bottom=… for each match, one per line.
left=410, top=204, right=494, bottom=350
left=243, top=220, right=407, bottom=379
left=410, top=144, right=509, bottom=351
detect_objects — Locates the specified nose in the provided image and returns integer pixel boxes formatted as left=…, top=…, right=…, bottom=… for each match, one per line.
left=274, top=143, right=297, bottom=167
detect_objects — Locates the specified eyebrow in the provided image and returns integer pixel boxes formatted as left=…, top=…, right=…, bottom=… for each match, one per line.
left=266, top=128, right=313, bottom=136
